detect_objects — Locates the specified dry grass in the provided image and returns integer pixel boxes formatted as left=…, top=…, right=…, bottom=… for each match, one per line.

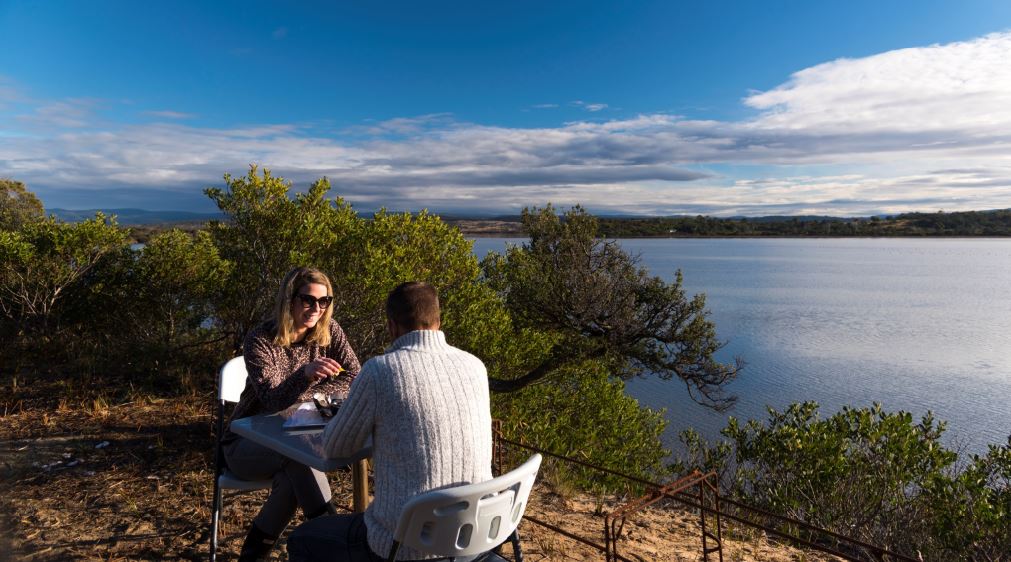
left=2, top=393, right=843, bottom=561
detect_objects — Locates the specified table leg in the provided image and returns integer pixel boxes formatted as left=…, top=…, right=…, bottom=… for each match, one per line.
left=352, top=458, right=370, bottom=512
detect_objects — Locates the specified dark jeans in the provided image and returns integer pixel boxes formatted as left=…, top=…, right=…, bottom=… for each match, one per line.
left=222, top=436, right=331, bottom=537
left=287, top=513, right=383, bottom=562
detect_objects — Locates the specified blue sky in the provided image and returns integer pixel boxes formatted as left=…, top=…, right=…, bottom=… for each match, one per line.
left=3, top=1, right=1011, bottom=215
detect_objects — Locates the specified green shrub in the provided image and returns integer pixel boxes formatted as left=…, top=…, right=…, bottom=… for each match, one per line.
left=205, top=165, right=359, bottom=350
left=0, top=178, right=44, bottom=231
left=494, top=361, right=669, bottom=494
left=726, top=402, right=953, bottom=553
left=98, top=229, right=231, bottom=386
left=0, top=213, right=127, bottom=376
left=671, top=403, right=1011, bottom=560
left=929, top=436, right=1011, bottom=560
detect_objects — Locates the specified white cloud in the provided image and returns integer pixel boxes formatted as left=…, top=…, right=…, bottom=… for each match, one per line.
left=16, top=99, right=99, bottom=129
left=572, top=100, right=609, bottom=112
left=744, top=32, right=1011, bottom=135
left=343, top=113, right=455, bottom=137
left=142, top=110, right=196, bottom=120
left=4, top=33, right=1011, bottom=214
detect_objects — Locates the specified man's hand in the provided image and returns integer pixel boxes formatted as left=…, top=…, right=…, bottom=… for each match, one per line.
left=305, top=357, right=344, bottom=383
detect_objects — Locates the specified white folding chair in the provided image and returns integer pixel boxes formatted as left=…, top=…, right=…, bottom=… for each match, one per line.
left=210, top=356, right=272, bottom=561
left=387, top=453, right=542, bottom=562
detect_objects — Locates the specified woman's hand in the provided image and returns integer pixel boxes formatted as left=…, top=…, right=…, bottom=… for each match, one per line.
left=305, top=357, right=344, bottom=383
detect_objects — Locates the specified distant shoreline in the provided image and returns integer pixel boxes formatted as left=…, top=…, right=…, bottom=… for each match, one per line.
left=49, top=208, right=1011, bottom=242
left=462, top=232, right=1011, bottom=239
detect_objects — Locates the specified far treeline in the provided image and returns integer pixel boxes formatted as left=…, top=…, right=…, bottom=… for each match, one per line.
left=596, top=209, right=1011, bottom=237
left=1, top=173, right=1008, bottom=560
left=58, top=208, right=1011, bottom=243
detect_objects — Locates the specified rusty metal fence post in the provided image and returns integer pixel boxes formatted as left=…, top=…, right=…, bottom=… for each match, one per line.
left=604, top=471, right=723, bottom=561
left=699, top=476, right=724, bottom=561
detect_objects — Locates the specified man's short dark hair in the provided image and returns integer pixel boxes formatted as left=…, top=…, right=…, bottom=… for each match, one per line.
left=386, top=281, right=440, bottom=329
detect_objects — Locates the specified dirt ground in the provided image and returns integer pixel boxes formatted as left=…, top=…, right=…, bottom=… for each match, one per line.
left=0, top=395, right=842, bottom=561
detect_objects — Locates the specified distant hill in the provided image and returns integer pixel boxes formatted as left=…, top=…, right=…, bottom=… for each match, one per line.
left=49, top=208, right=223, bottom=225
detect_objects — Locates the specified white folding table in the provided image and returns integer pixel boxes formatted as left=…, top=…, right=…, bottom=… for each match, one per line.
left=230, top=412, right=373, bottom=511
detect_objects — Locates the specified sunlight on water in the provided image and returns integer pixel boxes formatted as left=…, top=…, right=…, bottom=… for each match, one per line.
left=471, top=237, right=1011, bottom=455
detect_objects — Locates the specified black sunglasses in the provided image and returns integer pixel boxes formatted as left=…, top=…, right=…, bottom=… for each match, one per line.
left=294, top=294, right=334, bottom=310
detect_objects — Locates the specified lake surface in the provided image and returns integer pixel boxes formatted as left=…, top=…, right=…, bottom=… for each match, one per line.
left=471, top=238, right=1011, bottom=456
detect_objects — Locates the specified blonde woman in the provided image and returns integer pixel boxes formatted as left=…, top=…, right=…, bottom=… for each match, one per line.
left=223, top=267, right=361, bottom=561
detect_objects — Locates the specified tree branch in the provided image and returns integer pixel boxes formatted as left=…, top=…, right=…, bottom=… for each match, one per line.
left=487, top=344, right=608, bottom=393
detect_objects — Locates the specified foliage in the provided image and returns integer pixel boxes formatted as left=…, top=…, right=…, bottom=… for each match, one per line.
left=82, top=229, right=232, bottom=383
left=481, top=205, right=740, bottom=409
left=324, top=209, right=492, bottom=358
left=494, top=361, right=670, bottom=493
left=204, top=166, right=525, bottom=364
left=726, top=402, right=953, bottom=552
left=0, top=178, right=44, bottom=231
left=204, top=165, right=359, bottom=349
left=671, top=402, right=1011, bottom=560
left=669, top=427, right=736, bottom=491
left=0, top=213, right=127, bottom=373
left=928, top=436, right=1011, bottom=561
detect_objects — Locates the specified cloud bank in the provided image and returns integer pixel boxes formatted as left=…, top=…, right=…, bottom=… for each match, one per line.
left=3, top=32, right=1011, bottom=215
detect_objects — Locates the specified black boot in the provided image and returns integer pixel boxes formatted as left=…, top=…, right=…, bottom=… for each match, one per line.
left=238, top=522, right=278, bottom=562
left=304, top=500, right=337, bottom=520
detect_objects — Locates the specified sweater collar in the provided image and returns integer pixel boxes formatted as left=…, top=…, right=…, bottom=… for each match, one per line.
left=387, top=329, right=449, bottom=353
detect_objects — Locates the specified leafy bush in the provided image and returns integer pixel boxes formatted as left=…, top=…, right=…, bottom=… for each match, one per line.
left=672, top=402, right=1011, bottom=560
left=494, top=361, right=670, bottom=493
left=728, top=402, right=953, bottom=552
left=204, top=167, right=523, bottom=364
left=323, top=208, right=494, bottom=358
left=205, top=165, right=359, bottom=349
left=0, top=178, right=44, bottom=231
left=929, top=437, right=1011, bottom=561
left=0, top=213, right=127, bottom=375
left=88, top=229, right=231, bottom=385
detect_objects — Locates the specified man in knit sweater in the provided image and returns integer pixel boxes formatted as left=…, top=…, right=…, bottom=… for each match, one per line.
left=288, top=281, right=493, bottom=562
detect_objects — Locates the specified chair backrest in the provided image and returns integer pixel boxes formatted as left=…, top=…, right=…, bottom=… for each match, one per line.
left=218, top=357, right=248, bottom=404
left=390, top=453, right=542, bottom=560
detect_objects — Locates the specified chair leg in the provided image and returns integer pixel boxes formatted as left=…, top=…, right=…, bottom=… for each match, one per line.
left=210, top=480, right=222, bottom=561
left=510, top=529, right=524, bottom=562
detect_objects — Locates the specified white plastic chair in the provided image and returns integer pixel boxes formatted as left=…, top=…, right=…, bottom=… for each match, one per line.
left=210, top=356, right=272, bottom=561
left=386, top=453, right=542, bottom=562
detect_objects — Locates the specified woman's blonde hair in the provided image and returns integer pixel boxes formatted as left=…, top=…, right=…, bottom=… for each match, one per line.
left=272, top=267, right=334, bottom=347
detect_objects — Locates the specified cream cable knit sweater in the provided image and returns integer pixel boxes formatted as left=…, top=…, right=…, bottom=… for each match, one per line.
left=322, top=329, right=493, bottom=560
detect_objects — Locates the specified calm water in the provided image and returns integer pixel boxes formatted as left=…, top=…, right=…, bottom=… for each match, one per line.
left=471, top=238, right=1011, bottom=456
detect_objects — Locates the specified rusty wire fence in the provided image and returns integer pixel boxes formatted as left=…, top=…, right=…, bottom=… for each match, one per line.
left=492, top=422, right=920, bottom=562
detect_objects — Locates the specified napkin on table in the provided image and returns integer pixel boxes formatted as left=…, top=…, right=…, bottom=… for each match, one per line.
left=282, top=402, right=326, bottom=428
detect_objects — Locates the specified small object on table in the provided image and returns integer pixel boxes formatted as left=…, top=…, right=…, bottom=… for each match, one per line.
left=311, top=391, right=347, bottom=418
left=282, top=403, right=327, bottom=432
